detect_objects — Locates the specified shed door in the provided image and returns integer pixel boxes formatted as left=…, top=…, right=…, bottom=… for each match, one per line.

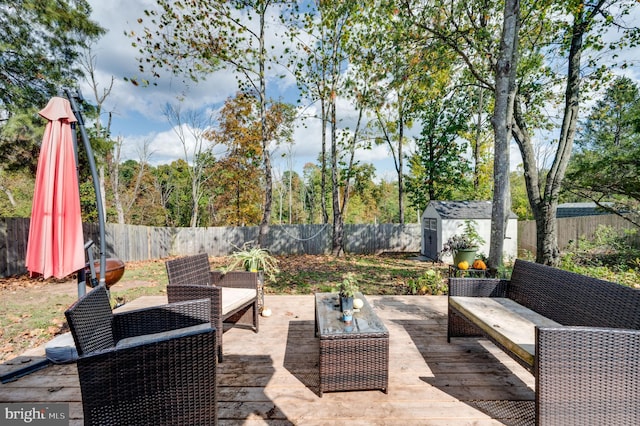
left=423, top=219, right=438, bottom=260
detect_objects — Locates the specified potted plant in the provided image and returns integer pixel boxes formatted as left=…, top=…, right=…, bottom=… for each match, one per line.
left=224, top=244, right=280, bottom=282
left=223, top=244, right=280, bottom=315
left=440, top=220, right=485, bottom=266
left=338, top=273, right=359, bottom=320
left=342, top=308, right=354, bottom=325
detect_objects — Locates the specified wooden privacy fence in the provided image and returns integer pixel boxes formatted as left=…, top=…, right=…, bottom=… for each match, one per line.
left=518, top=214, right=639, bottom=254
left=0, top=218, right=421, bottom=277
left=3, top=215, right=637, bottom=277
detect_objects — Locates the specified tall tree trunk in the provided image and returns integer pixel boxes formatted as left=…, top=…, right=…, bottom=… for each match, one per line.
left=397, top=102, right=405, bottom=224
left=535, top=201, right=560, bottom=264
left=537, top=14, right=583, bottom=265
left=110, top=136, right=125, bottom=224
left=82, top=50, right=114, bottom=226
left=330, top=95, right=343, bottom=256
left=512, top=6, right=592, bottom=266
left=288, top=159, right=293, bottom=224
left=340, top=102, right=365, bottom=225
left=473, top=88, right=484, bottom=190
left=105, top=114, right=124, bottom=224
left=236, top=177, right=241, bottom=226
left=98, top=165, right=107, bottom=222
left=190, top=178, right=199, bottom=227
left=257, top=8, right=271, bottom=247
left=489, top=0, right=520, bottom=270
left=320, top=93, right=328, bottom=224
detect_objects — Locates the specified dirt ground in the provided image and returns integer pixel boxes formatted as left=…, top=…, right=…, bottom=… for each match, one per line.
left=0, top=272, right=159, bottom=363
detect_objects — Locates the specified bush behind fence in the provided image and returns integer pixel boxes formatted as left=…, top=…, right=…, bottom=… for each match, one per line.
left=518, top=214, right=640, bottom=255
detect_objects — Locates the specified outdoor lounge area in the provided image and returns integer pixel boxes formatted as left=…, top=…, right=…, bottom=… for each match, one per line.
left=0, top=294, right=536, bottom=425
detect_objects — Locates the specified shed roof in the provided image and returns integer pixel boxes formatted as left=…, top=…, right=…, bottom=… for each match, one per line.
left=556, top=202, right=612, bottom=218
left=428, top=200, right=517, bottom=219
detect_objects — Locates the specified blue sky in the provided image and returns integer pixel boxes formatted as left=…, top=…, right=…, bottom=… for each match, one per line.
left=84, top=1, right=640, bottom=183
left=83, top=0, right=401, bottom=183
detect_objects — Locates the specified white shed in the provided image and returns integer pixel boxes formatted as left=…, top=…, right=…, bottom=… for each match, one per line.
left=421, top=200, right=518, bottom=263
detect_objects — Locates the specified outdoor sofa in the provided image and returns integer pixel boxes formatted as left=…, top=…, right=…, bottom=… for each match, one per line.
left=448, top=259, right=640, bottom=425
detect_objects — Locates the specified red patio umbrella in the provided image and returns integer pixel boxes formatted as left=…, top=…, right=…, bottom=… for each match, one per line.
left=25, top=97, right=85, bottom=279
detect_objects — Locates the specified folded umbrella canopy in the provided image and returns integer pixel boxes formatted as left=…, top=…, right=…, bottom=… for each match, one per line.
left=25, top=97, right=85, bottom=279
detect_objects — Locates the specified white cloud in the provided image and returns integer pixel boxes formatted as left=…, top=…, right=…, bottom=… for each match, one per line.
left=84, top=0, right=640, bottom=184
left=82, top=1, right=423, bottom=181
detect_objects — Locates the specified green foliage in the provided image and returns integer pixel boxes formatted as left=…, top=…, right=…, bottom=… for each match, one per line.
left=79, top=180, right=98, bottom=223
left=0, top=169, right=34, bottom=217
left=207, top=94, right=265, bottom=226
left=224, top=244, right=280, bottom=282
left=406, top=270, right=447, bottom=295
left=405, top=87, right=472, bottom=213
left=0, top=111, right=42, bottom=174
left=560, top=225, right=640, bottom=287
left=462, top=220, right=485, bottom=246
left=131, top=0, right=299, bottom=89
left=114, top=160, right=166, bottom=226
left=300, top=157, right=404, bottom=224
left=338, top=272, right=359, bottom=297
left=0, top=0, right=104, bottom=115
left=441, top=220, right=484, bottom=256
left=510, top=169, right=534, bottom=220
left=565, top=77, right=640, bottom=222
left=375, top=180, right=402, bottom=223
left=272, top=170, right=306, bottom=224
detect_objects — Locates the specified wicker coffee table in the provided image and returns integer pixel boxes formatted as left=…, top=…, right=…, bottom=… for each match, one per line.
left=314, top=292, right=389, bottom=396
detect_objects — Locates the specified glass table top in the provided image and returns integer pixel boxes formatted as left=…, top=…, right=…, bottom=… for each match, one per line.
left=315, top=292, right=388, bottom=337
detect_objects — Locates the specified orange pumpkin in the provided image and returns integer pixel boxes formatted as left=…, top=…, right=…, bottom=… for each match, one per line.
left=472, top=259, right=487, bottom=270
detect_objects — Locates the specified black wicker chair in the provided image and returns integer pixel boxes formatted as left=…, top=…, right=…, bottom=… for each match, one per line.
left=65, top=285, right=217, bottom=425
left=165, top=253, right=259, bottom=362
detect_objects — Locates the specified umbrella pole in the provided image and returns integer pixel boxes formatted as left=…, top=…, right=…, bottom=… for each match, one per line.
left=64, top=89, right=107, bottom=294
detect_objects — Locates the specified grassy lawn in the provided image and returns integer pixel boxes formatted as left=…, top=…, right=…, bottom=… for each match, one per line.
left=268, top=253, right=447, bottom=295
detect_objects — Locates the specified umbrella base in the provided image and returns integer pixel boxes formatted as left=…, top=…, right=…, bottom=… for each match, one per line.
left=0, top=358, right=51, bottom=384
left=86, top=258, right=125, bottom=289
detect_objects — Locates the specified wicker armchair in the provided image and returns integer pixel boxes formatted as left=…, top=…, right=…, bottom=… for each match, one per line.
left=65, top=285, right=217, bottom=425
left=165, top=253, right=259, bottom=362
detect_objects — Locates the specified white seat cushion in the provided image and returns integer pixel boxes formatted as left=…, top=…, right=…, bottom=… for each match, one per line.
left=221, top=287, right=256, bottom=316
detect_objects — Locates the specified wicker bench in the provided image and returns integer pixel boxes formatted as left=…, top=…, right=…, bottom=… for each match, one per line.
left=448, top=259, right=640, bottom=425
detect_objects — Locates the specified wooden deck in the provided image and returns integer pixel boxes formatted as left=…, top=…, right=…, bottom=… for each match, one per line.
left=0, top=295, right=535, bottom=425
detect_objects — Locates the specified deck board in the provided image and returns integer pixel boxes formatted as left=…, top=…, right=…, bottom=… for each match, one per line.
left=0, top=295, right=535, bottom=425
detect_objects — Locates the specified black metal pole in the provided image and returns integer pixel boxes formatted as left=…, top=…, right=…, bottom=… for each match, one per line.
left=64, top=88, right=107, bottom=290
left=68, top=117, right=88, bottom=297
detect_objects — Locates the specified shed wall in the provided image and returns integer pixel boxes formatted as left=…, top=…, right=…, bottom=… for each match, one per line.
left=421, top=204, right=518, bottom=263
